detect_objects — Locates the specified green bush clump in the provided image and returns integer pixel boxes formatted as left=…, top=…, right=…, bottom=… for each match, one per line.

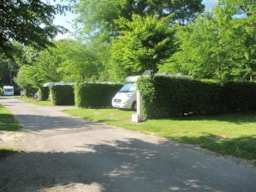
left=50, top=85, right=74, bottom=105
left=75, top=83, right=123, bottom=108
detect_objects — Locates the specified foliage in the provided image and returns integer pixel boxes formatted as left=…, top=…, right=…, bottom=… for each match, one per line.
left=39, top=87, right=49, bottom=101
left=75, top=0, right=204, bottom=80
left=76, top=0, right=204, bottom=35
left=0, top=104, right=21, bottom=131
left=14, top=39, right=103, bottom=90
left=0, top=0, right=70, bottom=59
left=110, top=15, right=176, bottom=80
left=0, top=54, right=19, bottom=87
left=137, top=76, right=256, bottom=119
left=75, top=83, right=123, bottom=108
left=161, top=0, right=256, bottom=82
left=50, top=85, right=74, bottom=105
left=56, top=40, right=101, bottom=82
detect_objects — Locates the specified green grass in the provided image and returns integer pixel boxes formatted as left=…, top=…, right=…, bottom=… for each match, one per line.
left=0, top=105, right=21, bottom=131
left=17, top=97, right=53, bottom=106
left=0, top=104, right=21, bottom=159
left=64, top=108, right=256, bottom=164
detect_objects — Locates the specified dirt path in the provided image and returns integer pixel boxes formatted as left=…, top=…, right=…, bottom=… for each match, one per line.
left=0, top=97, right=256, bottom=192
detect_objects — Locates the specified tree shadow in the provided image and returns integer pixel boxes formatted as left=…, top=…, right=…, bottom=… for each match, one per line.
left=13, top=114, right=111, bottom=133
left=0, top=138, right=255, bottom=192
left=0, top=113, right=21, bottom=131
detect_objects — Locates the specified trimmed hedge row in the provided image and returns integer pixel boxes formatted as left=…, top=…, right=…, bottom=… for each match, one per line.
left=75, top=83, right=123, bottom=108
left=50, top=85, right=74, bottom=105
left=39, top=87, right=49, bottom=101
left=137, top=76, right=256, bottom=119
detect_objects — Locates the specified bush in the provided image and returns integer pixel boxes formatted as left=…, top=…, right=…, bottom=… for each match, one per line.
left=137, top=76, right=256, bottom=119
left=75, top=83, right=123, bottom=108
left=50, top=85, right=74, bottom=105
left=39, top=87, right=49, bottom=101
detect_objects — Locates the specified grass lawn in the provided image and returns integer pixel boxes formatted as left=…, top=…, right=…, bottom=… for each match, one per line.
left=0, top=104, right=21, bottom=131
left=18, top=97, right=53, bottom=106
left=64, top=108, right=256, bottom=164
left=0, top=103, right=21, bottom=159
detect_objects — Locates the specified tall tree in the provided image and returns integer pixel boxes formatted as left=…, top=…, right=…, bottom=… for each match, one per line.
left=56, top=40, right=101, bottom=82
left=110, top=14, right=176, bottom=80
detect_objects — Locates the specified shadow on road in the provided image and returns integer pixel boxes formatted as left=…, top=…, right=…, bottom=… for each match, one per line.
left=1, top=138, right=255, bottom=192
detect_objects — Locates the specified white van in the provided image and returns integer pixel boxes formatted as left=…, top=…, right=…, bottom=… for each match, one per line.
left=112, top=75, right=140, bottom=110
left=3, top=86, right=14, bottom=96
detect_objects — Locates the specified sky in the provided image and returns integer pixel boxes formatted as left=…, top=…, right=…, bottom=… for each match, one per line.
left=54, top=0, right=218, bottom=40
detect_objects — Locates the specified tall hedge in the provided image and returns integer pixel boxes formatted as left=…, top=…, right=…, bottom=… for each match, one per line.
left=75, top=83, right=123, bottom=108
left=39, top=87, right=49, bottom=101
left=50, top=85, right=74, bottom=105
left=137, top=76, right=256, bottom=119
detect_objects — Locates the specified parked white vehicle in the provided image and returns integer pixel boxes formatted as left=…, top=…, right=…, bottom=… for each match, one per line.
left=3, top=85, right=14, bottom=96
left=112, top=75, right=140, bottom=110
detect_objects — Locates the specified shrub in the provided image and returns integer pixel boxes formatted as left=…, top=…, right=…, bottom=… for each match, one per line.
left=75, top=83, right=123, bottom=108
left=39, top=87, right=49, bottom=101
left=50, top=85, right=74, bottom=105
left=137, top=76, right=256, bottom=119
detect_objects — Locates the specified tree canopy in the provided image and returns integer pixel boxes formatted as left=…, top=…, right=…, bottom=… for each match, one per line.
left=110, top=14, right=176, bottom=80
left=0, top=0, right=70, bottom=59
left=76, top=0, right=204, bottom=36
left=159, top=0, right=256, bottom=81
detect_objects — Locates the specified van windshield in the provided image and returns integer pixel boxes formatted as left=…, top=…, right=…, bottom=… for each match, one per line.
left=120, top=83, right=136, bottom=92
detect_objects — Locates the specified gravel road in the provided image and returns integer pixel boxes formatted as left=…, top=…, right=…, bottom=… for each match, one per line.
left=0, top=97, right=256, bottom=192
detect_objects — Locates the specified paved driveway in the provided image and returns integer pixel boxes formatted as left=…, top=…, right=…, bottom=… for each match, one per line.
left=0, top=97, right=256, bottom=192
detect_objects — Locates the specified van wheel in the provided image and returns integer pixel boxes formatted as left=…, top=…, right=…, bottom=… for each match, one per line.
left=132, top=101, right=137, bottom=111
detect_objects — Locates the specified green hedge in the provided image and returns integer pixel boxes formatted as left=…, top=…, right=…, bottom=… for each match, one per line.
left=75, top=83, right=123, bottom=108
left=50, top=85, right=74, bottom=105
left=39, top=87, right=49, bottom=101
left=137, top=76, right=256, bottom=119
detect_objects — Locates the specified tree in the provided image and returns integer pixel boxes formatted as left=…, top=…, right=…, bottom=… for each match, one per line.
left=110, top=14, right=176, bottom=80
left=0, top=0, right=69, bottom=59
left=76, top=0, right=204, bottom=36
left=56, top=40, right=102, bottom=82
left=160, top=0, right=256, bottom=81
left=14, top=47, right=63, bottom=88
left=14, top=39, right=103, bottom=89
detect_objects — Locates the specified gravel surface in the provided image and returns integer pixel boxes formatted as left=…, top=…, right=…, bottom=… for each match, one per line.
left=0, top=97, right=256, bottom=192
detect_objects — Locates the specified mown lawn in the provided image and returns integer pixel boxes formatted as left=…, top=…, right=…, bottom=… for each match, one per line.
left=0, top=103, right=21, bottom=159
left=64, top=108, right=256, bottom=164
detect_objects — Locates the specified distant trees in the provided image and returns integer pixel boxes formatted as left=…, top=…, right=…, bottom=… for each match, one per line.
left=14, top=40, right=102, bottom=89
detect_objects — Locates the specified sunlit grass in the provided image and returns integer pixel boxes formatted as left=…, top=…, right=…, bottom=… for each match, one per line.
left=0, top=104, right=20, bottom=159
left=0, top=104, right=21, bottom=131
left=17, top=97, right=53, bottom=106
